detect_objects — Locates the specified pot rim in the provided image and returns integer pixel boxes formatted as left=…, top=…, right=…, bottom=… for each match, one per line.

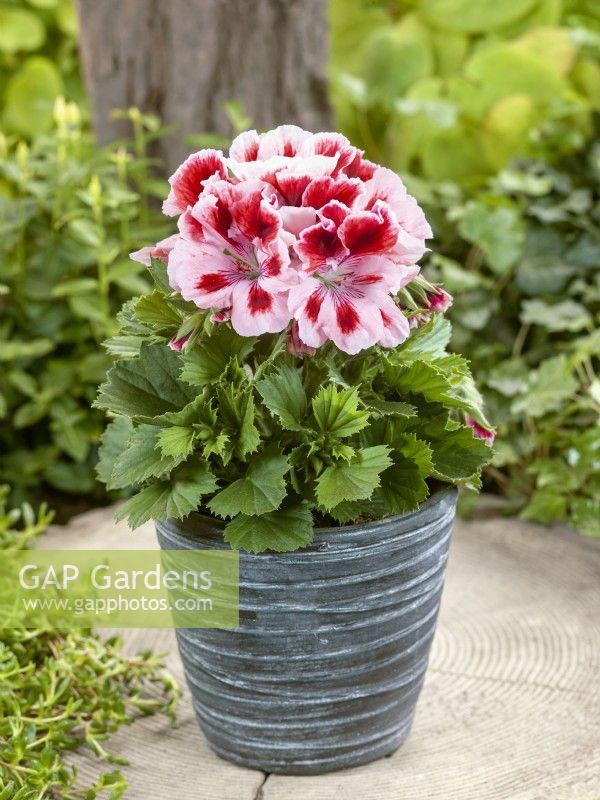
left=157, top=486, right=458, bottom=554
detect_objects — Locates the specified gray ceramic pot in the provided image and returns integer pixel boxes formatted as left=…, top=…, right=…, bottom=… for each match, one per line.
left=155, top=487, right=457, bottom=775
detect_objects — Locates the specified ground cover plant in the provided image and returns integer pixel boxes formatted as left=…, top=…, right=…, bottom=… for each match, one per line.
left=0, top=485, right=180, bottom=799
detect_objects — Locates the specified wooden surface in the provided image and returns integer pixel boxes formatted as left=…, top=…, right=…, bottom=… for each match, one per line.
left=46, top=504, right=600, bottom=799
left=76, top=0, right=331, bottom=172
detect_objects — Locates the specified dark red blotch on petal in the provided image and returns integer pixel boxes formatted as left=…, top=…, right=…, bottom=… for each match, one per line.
left=247, top=283, right=274, bottom=315
left=335, top=300, right=360, bottom=334
left=196, top=273, right=231, bottom=293
left=305, top=290, right=323, bottom=323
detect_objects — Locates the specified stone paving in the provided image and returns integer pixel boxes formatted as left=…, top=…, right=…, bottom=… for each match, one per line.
left=46, top=503, right=600, bottom=800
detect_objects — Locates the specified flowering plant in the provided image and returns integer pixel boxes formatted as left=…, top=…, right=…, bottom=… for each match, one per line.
left=96, top=126, right=494, bottom=553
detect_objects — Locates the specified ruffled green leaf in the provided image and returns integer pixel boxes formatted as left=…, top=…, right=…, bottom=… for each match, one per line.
left=224, top=504, right=314, bottom=553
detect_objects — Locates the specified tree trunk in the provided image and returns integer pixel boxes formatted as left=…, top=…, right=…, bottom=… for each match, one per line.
left=76, top=0, right=331, bottom=173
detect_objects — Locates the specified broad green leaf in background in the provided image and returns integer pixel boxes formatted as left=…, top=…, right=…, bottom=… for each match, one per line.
left=456, top=202, right=524, bottom=274
left=3, top=57, right=63, bottom=136
left=520, top=299, right=593, bottom=332
left=512, top=356, right=579, bottom=418
left=421, top=0, right=538, bottom=33
left=0, top=8, right=45, bottom=53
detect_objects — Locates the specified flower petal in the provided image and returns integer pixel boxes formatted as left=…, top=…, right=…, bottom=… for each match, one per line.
left=230, top=280, right=292, bottom=335
left=302, top=175, right=363, bottom=211
left=294, top=208, right=347, bottom=272
left=163, top=149, right=227, bottom=216
left=376, top=294, right=410, bottom=348
left=318, top=292, right=384, bottom=354
left=130, top=234, right=179, bottom=266
left=338, top=201, right=399, bottom=256
left=258, top=124, right=312, bottom=159
left=231, top=188, right=282, bottom=246
left=229, top=130, right=260, bottom=162
left=301, top=132, right=359, bottom=175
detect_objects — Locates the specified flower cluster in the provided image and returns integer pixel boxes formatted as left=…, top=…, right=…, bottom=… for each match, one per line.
left=132, top=125, right=440, bottom=355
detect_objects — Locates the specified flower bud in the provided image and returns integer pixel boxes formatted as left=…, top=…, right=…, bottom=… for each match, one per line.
left=288, top=322, right=316, bottom=357
left=465, top=415, right=496, bottom=447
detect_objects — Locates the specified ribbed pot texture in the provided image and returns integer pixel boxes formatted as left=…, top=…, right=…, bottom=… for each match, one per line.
left=155, top=487, right=458, bottom=775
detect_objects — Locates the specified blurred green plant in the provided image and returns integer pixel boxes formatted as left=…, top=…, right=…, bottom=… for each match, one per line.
left=0, top=0, right=81, bottom=136
left=0, top=484, right=180, bottom=799
left=421, top=137, right=600, bottom=534
left=0, top=99, right=170, bottom=506
left=330, top=0, right=600, bottom=182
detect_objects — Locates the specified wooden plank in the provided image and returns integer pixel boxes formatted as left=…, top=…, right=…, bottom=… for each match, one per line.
left=46, top=506, right=600, bottom=799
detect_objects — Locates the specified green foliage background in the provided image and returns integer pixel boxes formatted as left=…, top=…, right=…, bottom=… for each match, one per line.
left=330, top=0, right=600, bottom=532
left=0, top=0, right=598, bottom=535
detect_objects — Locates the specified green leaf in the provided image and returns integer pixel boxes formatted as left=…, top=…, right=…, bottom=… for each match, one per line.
left=96, top=417, right=134, bottom=486
left=4, top=57, right=63, bottom=136
left=316, top=445, right=392, bottom=510
left=367, top=399, right=417, bottom=418
left=96, top=343, right=193, bottom=420
left=116, top=467, right=218, bottom=529
left=256, top=364, right=307, bottom=431
left=148, top=258, right=171, bottom=293
left=209, top=451, right=289, bottom=518
left=520, top=489, right=567, bottom=525
left=428, top=426, right=490, bottom=480
left=457, top=201, right=524, bottom=274
left=181, top=326, right=257, bottom=385
left=312, top=385, right=369, bottom=439
left=134, top=291, right=182, bottom=330
left=512, top=356, right=579, bottom=418
left=103, top=335, right=143, bottom=358
left=422, top=0, right=536, bottom=32
left=51, top=278, right=99, bottom=297
left=0, top=8, right=45, bottom=53
left=216, top=384, right=260, bottom=461
left=570, top=497, right=600, bottom=538
left=520, top=299, right=592, bottom=333
left=224, top=504, right=314, bottom=553
left=396, top=314, right=451, bottom=360
left=0, top=339, right=53, bottom=362
left=110, top=424, right=179, bottom=489
left=157, top=426, right=196, bottom=461
left=375, top=456, right=429, bottom=516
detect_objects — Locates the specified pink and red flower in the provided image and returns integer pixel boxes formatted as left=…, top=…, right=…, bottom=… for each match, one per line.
left=133, top=125, right=447, bottom=354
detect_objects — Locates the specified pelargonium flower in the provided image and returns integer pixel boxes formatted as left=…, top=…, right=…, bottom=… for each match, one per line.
left=290, top=200, right=417, bottom=353
left=132, top=125, right=443, bottom=354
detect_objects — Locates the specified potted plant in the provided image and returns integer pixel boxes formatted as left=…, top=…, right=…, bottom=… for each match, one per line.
left=96, top=125, right=494, bottom=775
